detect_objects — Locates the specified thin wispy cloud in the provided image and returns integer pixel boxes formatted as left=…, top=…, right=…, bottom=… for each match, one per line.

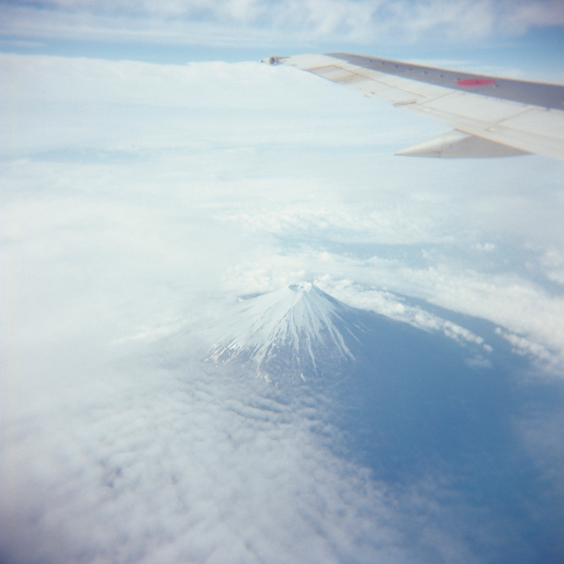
left=1, top=0, right=563, bottom=47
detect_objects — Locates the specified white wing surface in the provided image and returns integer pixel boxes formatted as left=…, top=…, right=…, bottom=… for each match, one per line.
left=265, top=53, right=564, bottom=161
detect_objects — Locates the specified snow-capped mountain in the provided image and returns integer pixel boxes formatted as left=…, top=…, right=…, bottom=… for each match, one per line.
left=203, top=281, right=508, bottom=388
left=205, top=282, right=366, bottom=381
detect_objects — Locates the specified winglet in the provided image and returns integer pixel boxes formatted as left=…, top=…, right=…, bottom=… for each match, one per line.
left=396, top=130, right=530, bottom=158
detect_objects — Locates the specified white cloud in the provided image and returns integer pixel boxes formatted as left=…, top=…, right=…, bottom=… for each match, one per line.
left=540, top=247, right=564, bottom=285
left=317, top=278, right=488, bottom=343
left=1, top=52, right=564, bottom=562
left=2, top=54, right=563, bottom=360
left=475, top=242, right=495, bottom=252
left=1, top=0, right=563, bottom=47
left=1, top=340, right=489, bottom=563
left=503, top=0, right=564, bottom=32
left=495, top=326, right=561, bottom=372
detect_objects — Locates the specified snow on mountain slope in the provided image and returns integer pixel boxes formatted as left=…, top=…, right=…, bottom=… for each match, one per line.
left=205, top=282, right=364, bottom=381
left=203, top=282, right=500, bottom=383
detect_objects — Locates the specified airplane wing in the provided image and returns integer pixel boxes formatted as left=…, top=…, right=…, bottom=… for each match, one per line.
left=264, top=53, right=564, bottom=161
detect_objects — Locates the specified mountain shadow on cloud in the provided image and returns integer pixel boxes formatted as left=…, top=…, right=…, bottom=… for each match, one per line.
left=206, top=282, right=564, bottom=563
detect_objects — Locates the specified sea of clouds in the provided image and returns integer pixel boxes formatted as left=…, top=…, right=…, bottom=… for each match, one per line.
left=1, top=53, right=564, bottom=563
left=2, top=337, right=518, bottom=564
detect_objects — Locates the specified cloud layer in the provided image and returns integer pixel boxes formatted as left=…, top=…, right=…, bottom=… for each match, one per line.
left=2, top=53, right=564, bottom=360
left=1, top=361, right=408, bottom=564
left=1, top=0, right=564, bottom=47
left=1, top=53, right=564, bottom=562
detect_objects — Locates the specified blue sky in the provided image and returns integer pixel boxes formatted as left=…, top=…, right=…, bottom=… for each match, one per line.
left=1, top=0, right=564, bottom=76
left=1, top=1, right=564, bottom=563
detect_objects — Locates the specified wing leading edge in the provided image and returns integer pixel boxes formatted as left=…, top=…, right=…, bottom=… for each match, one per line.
left=264, top=53, right=564, bottom=161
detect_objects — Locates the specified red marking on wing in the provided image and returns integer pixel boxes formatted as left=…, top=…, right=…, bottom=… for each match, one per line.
left=457, top=78, right=496, bottom=87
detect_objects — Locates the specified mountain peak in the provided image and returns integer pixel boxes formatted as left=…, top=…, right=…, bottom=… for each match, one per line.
left=289, top=281, right=312, bottom=292
left=205, top=283, right=360, bottom=381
